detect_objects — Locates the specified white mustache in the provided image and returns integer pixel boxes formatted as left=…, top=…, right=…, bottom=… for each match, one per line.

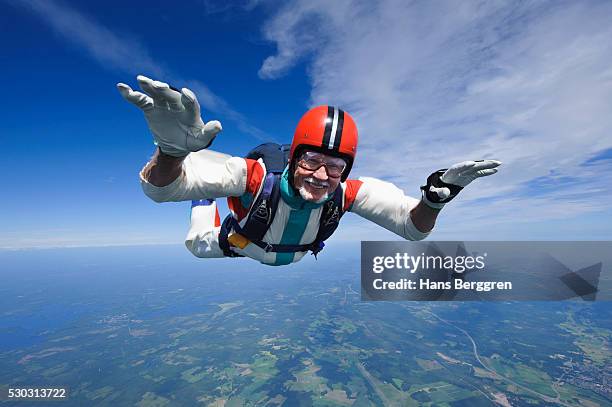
left=304, top=177, right=330, bottom=187
left=298, top=186, right=330, bottom=203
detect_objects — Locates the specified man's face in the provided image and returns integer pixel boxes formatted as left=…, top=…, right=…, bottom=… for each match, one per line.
left=292, top=151, right=346, bottom=203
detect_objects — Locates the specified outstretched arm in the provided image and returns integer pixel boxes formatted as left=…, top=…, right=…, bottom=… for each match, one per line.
left=349, top=177, right=432, bottom=240
left=420, top=160, right=502, bottom=208
left=117, top=75, right=222, bottom=157
left=139, top=148, right=249, bottom=203
left=409, top=201, right=441, bottom=233
left=348, top=159, right=501, bottom=240
left=141, top=148, right=186, bottom=187
left=118, top=75, right=249, bottom=202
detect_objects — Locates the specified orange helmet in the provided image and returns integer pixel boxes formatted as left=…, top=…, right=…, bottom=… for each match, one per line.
left=289, top=106, right=358, bottom=182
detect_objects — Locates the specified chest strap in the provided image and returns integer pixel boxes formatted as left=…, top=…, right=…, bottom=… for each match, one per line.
left=218, top=174, right=344, bottom=258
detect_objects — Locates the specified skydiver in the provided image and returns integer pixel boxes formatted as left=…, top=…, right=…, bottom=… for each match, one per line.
left=117, top=75, right=501, bottom=266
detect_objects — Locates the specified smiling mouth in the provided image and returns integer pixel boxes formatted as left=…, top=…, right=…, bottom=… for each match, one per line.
left=304, top=179, right=329, bottom=190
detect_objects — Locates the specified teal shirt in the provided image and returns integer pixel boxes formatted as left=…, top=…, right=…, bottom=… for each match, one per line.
left=273, top=167, right=331, bottom=265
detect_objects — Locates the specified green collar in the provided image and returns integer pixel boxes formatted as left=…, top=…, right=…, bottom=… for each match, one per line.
left=280, top=166, right=331, bottom=210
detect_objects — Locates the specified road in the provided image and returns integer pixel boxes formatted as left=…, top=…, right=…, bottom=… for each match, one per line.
left=426, top=310, right=572, bottom=407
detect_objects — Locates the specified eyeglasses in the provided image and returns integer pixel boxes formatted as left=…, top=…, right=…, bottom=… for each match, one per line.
left=297, top=151, right=347, bottom=178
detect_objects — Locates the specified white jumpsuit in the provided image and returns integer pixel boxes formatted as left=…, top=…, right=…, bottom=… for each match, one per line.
left=140, top=150, right=429, bottom=266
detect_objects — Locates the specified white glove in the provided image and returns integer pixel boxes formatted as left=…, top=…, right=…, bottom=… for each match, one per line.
left=421, top=160, right=502, bottom=209
left=117, top=75, right=222, bottom=157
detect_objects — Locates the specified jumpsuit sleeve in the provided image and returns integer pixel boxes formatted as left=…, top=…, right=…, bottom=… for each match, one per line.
left=347, top=177, right=431, bottom=241
left=183, top=158, right=266, bottom=260
left=139, top=149, right=249, bottom=202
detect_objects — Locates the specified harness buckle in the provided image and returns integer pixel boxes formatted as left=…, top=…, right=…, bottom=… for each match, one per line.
left=263, top=243, right=274, bottom=252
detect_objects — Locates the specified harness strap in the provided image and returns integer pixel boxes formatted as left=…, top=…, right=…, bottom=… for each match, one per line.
left=218, top=174, right=345, bottom=258
left=219, top=216, right=244, bottom=257
left=239, top=173, right=279, bottom=240
left=309, top=186, right=345, bottom=256
left=250, top=239, right=318, bottom=253
left=219, top=215, right=318, bottom=254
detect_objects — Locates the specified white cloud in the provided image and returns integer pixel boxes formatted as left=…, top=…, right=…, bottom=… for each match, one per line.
left=0, top=229, right=178, bottom=250
left=258, top=0, right=340, bottom=79
left=13, top=0, right=163, bottom=77
left=259, top=0, right=612, bottom=238
left=11, top=0, right=269, bottom=141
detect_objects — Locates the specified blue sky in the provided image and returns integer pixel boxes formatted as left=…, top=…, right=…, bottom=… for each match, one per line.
left=2, top=0, right=612, bottom=249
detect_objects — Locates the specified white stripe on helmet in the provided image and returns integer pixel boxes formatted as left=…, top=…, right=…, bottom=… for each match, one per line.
left=327, top=107, right=339, bottom=149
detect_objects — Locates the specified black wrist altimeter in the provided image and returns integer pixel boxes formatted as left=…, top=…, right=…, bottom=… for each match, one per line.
left=420, top=169, right=464, bottom=204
